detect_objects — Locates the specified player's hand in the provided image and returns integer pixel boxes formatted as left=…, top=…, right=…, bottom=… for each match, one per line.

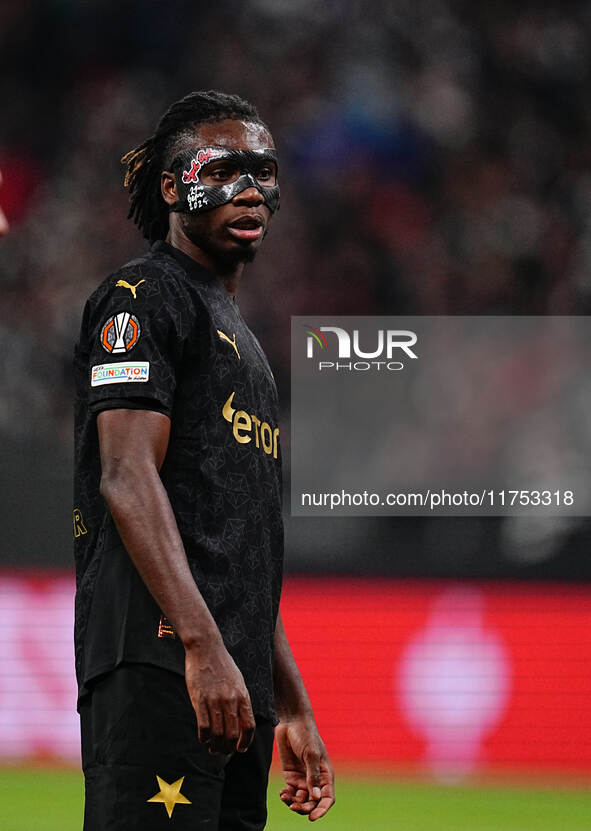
left=184, top=641, right=256, bottom=756
left=275, top=717, right=335, bottom=821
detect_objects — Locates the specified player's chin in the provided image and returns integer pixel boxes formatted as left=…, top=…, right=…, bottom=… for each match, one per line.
left=226, top=237, right=263, bottom=264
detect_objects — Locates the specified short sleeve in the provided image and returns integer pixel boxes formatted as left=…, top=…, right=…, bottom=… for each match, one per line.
left=78, top=265, right=190, bottom=417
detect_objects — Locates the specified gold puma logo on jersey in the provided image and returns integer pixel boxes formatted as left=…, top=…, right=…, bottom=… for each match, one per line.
left=116, top=278, right=146, bottom=299
left=217, top=329, right=241, bottom=360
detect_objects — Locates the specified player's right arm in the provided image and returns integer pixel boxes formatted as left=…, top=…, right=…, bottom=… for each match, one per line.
left=97, top=406, right=255, bottom=755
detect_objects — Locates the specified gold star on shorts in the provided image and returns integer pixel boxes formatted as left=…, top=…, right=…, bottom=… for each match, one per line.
left=147, top=775, right=191, bottom=818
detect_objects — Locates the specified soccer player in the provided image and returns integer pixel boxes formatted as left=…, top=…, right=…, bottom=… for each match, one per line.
left=74, top=91, right=334, bottom=830
left=0, top=168, right=8, bottom=236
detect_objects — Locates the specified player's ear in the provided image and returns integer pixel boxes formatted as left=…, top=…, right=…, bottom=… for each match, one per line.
left=161, top=171, right=177, bottom=206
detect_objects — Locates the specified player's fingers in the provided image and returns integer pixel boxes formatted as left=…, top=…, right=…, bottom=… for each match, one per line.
left=237, top=698, right=255, bottom=752
left=292, top=788, right=309, bottom=803
left=196, top=701, right=212, bottom=745
left=207, top=706, right=240, bottom=755
left=309, top=781, right=336, bottom=822
left=305, top=753, right=323, bottom=802
left=209, top=704, right=242, bottom=756
left=224, top=707, right=240, bottom=746
left=281, top=784, right=310, bottom=809
left=209, top=705, right=224, bottom=752
left=309, top=793, right=336, bottom=822
left=287, top=788, right=317, bottom=815
left=279, top=785, right=297, bottom=804
left=289, top=803, right=314, bottom=815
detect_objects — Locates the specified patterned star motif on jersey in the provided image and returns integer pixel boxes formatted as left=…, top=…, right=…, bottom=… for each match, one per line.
left=116, top=278, right=146, bottom=298
left=217, top=329, right=241, bottom=359
left=147, top=775, right=191, bottom=818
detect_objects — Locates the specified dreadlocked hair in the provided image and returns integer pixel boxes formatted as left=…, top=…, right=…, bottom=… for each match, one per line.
left=121, top=90, right=267, bottom=242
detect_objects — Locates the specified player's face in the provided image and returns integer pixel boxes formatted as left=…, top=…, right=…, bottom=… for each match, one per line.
left=164, top=120, right=275, bottom=267
left=0, top=169, right=8, bottom=237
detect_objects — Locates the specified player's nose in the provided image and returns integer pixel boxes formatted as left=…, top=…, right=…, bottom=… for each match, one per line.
left=233, top=184, right=264, bottom=206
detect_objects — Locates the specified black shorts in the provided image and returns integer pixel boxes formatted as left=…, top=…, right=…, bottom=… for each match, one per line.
left=79, top=663, right=275, bottom=831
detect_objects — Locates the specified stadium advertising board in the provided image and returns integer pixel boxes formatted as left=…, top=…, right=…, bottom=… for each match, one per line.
left=1, top=574, right=590, bottom=779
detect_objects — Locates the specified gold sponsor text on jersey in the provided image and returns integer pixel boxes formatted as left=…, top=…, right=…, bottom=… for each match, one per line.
left=222, top=392, right=279, bottom=459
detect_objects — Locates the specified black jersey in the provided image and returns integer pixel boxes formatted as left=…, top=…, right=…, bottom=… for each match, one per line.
left=73, top=241, right=284, bottom=721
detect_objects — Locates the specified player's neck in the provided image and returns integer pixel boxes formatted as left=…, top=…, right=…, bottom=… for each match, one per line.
left=166, top=230, right=244, bottom=298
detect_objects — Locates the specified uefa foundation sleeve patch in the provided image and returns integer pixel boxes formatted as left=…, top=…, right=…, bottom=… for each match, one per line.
left=91, top=362, right=150, bottom=386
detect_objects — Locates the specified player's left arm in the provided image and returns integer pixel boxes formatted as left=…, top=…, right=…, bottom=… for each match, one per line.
left=273, top=611, right=335, bottom=821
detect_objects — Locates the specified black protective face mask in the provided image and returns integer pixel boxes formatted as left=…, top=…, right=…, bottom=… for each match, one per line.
left=169, top=147, right=280, bottom=215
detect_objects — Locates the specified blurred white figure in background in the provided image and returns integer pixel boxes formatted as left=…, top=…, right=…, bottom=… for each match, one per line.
left=0, top=577, right=79, bottom=760
left=397, top=586, right=511, bottom=783
left=0, top=168, right=8, bottom=236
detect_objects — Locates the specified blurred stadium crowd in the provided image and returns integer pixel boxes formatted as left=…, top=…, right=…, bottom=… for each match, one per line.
left=2, top=0, right=591, bottom=574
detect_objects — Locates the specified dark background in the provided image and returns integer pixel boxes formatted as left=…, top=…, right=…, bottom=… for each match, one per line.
left=2, top=0, right=591, bottom=578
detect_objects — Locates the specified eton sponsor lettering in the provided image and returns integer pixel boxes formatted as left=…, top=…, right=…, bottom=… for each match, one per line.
left=222, top=391, right=279, bottom=459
